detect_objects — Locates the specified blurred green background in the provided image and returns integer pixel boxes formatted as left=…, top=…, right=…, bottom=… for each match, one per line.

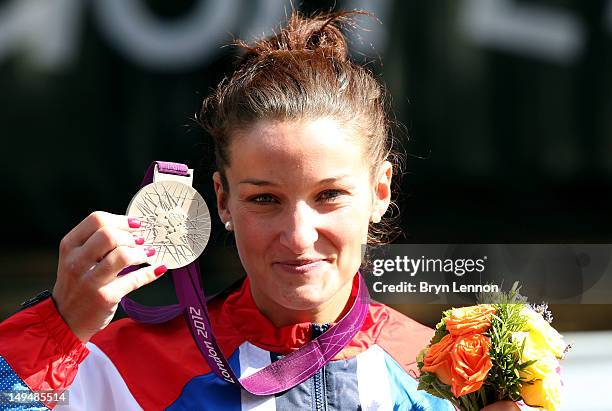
left=1, top=0, right=611, bottom=330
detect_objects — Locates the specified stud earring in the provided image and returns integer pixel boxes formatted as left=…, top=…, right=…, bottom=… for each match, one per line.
left=224, top=220, right=234, bottom=231
left=371, top=211, right=381, bottom=224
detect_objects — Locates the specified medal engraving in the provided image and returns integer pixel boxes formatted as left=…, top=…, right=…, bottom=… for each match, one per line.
left=126, top=181, right=211, bottom=269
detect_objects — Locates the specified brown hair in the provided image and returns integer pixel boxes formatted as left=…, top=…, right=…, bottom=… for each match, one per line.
left=199, top=10, right=402, bottom=244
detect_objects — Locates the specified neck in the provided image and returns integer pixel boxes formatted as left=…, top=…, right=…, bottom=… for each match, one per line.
left=250, top=280, right=354, bottom=328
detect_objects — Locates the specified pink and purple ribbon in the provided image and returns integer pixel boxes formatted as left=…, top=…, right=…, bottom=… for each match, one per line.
left=120, top=161, right=370, bottom=395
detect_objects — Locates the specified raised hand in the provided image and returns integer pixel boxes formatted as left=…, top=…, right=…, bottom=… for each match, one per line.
left=52, top=211, right=167, bottom=343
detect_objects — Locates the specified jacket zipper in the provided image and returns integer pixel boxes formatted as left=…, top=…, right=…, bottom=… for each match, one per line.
left=311, top=323, right=330, bottom=411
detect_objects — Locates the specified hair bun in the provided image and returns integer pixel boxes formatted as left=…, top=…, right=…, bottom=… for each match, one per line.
left=237, top=10, right=370, bottom=64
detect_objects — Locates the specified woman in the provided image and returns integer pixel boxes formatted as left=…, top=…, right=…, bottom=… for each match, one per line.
left=0, top=11, right=520, bottom=411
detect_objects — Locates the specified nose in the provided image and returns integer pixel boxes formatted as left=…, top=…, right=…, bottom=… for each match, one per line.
left=279, top=201, right=319, bottom=253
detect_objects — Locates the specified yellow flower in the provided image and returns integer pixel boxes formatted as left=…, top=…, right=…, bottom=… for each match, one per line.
left=521, top=373, right=562, bottom=411
left=521, top=307, right=566, bottom=358
left=514, top=308, right=565, bottom=410
left=512, top=331, right=560, bottom=380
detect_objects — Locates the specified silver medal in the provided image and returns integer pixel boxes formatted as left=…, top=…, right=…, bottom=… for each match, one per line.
left=126, top=180, right=211, bottom=269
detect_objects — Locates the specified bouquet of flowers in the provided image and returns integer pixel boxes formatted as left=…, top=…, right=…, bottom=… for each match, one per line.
left=417, top=286, right=570, bottom=410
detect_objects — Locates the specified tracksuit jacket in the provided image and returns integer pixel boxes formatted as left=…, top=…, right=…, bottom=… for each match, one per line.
left=0, top=275, right=454, bottom=410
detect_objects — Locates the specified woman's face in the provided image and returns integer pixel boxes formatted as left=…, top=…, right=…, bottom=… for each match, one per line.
left=214, top=118, right=391, bottom=325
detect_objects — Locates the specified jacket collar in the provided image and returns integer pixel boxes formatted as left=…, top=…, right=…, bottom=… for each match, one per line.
left=220, top=274, right=365, bottom=354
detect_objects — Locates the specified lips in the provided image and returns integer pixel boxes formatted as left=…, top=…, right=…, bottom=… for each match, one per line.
left=277, top=258, right=325, bottom=265
left=273, top=258, right=330, bottom=274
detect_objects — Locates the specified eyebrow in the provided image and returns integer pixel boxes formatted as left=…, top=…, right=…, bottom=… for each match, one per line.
left=238, top=174, right=352, bottom=186
left=238, top=179, right=278, bottom=186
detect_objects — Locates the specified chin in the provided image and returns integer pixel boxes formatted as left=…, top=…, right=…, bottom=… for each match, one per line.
left=285, top=276, right=354, bottom=310
left=277, top=284, right=332, bottom=310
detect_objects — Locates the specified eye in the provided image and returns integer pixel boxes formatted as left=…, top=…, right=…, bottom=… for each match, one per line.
left=318, top=189, right=344, bottom=202
left=249, top=194, right=277, bottom=204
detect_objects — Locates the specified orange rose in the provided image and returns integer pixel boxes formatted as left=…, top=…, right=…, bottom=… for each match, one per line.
left=421, top=334, right=456, bottom=385
left=449, top=333, right=493, bottom=397
left=445, top=305, right=496, bottom=336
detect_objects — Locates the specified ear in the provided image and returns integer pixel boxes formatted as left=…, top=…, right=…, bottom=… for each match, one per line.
left=213, top=171, right=232, bottom=224
left=372, top=161, right=393, bottom=217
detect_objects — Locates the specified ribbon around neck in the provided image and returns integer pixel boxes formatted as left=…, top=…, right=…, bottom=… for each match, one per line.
left=120, top=161, right=370, bottom=395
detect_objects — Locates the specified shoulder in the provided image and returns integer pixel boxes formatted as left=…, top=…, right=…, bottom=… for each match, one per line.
left=353, top=304, right=453, bottom=411
left=90, top=293, right=244, bottom=362
left=370, top=301, right=434, bottom=376
left=332, top=299, right=434, bottom=373
left=88, top=297, right=244, bottom=409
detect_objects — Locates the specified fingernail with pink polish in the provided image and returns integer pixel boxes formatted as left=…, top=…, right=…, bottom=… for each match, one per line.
left=128, top=217, right=141, bottom=229
left=154, top=265, right=167, bottom=277
left=145, top=247, right=156, bottom=257
left=134, top=236, right=145, bottom=245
